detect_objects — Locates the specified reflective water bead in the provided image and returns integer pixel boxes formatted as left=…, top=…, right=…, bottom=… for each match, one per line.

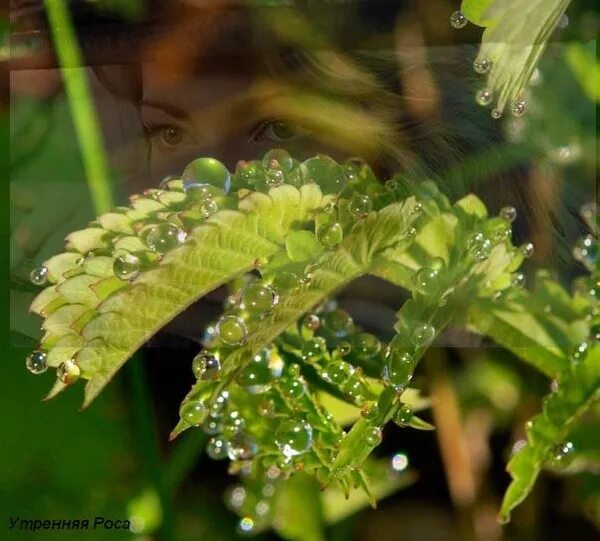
left=547, top=441, right=575, bottom=468
left=412, top=323, right=436, bottom=347
left=144, top=223, right=186, bottom=253
left=336, top=341, right=352, bottom=357
left=199, top=198, right=218, bottom=218
left=227, top=432, right=258, bottom=461
left=365, top=426, right=382, bottom=446
left=180, top=399, right=208, bottom=426
left=510, top=272, right=526, bottom=288
left=573, top=234, right=597, bottom=271
left=236, top=351, right=274, bottom=390
left=206, top=436, right=229, bottom=460
left=287, top=163, right=309, bottom=187
left=473, top=58, right=492, bottom=74
left=255, top=500, right=270, bottom=516
left=237, top=517, right=255, bottom=535
left=361, top=402, right=379, bottom=420
left=222, top=410, right=245, bottom=438
left=491, top=108, right=503, bottom=119
left=192, top=351, right=221, bottom=379
left=30, top=265, right=49, bottom=286
left=449, top=10, right=467, bottom=28
left=406, top=226, right=417, bottom=237
left=26, top=350, right=48, bottom=374
left=572, top=341, right=588, bottom=363
left=475, top=88, right=493, bottom=107
left=258, top=398, right=276, bottom=417
left=226, top=485, right=247, bottom=509
left=349, top=193, right=373, bottom=217
left=57, top=359, right=81, bottom=384
left=263, top=148, right=293, bottom=172
left=519, top=242, right=535, bottom=258
left=317, top=222, right=344, bottom=247
left=467, top=232, right=492, bottom=261
left=343, top=377, right=368, bottom=405
left=431, top=257, right=446, bottom=271
left=324, top=309, right=354, bottom=337
left=352, top=332, right=381, bottom=359
left=321, top=360, right=353, bottom=385
left=265, top=168, right=285, bottom=188
left=113, top=252, right=141, bottom=280
left=302, top=155, right=346, bottom=194
left=280, top=376, right=307, bottom=400
left=413, top=267, right=439, bottom=294
left=182, top=157, right=231, bottom=194
left=391, top=452, right=409, bottom=472
left=301, top=337, right=327, bottom=362
left=216, top=315, right=248, bottom=346
left=242, top=282, right=278, bottom=314
left=511, top=100, right=526, bottom=117
left=499, top=206, right=517, bottom=223
left=302, top=314, right=321, bottom=331
left=382, top=350, right=414, bottom=392
left=395, top=404, right=413, bottom=424
left=275, top=419, right=313, bottom=457
left=273, top=270, right=300, bottom=292
left=202, top=413, right=223, bottom=435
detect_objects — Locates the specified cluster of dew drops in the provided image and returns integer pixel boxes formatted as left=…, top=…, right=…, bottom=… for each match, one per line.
left=25, top=149, right=382, bottom=384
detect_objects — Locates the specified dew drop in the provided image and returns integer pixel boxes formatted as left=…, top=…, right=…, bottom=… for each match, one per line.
left=202, top=413, right=223, bottom=435
left=500, top=206, right=517, bottom=223
left=216, top=315, right=248, bottom=346
left=365, top=426, right=382, bottom=446
left=395, top=403, right=413, bottom=424
left=302, top=155, right=346, bottom=194
left=280, top=376, right=307, bottom=400
left=473, top=58, right=492, bottom=74
left=57, top=359, right=81, bottom=384
left=412, top=323, right=436, bottom=347
left=265, top=168, right=285, bottom=188
left=449, top=10, right=467, bottom=29
left=30, top=265, right=49, bottom=286
left=113, top=252, right=141, bottom=280
left=382, top=350, right=414, bottom=392
left=519, top=242, right=535, bottom=258
left=352, top=332, right=381, bottom=359
left=263, top=148, right=293, bottom=172
left=573, top=234, right=597, bottom=271
left=222, top=410, right=245, bottom=438
left=192, top=351, right=221, bottom=379
left=406, top=226, right=417, bottom=238
left=323, top=309, right=354, bottom=337
left=258, top=398, right=276, bottom=417
left=228, top=432, right=258, bottom=461
left=510, top=100, right=526, bottom=117
left=273, top=270, right=300, bottom=292
left=242, top=282, right=278, bottom=315
left=391, top=452, right=409, bottom=472
left=336, top=341, right=352, bottom=357
left=159, top=175, right=178, bottom=190
left=144, top=223, right=186, bottom=253
left=206, top=436, right=229, bottom=460
left=571, top=341, right=588, bottom=363
left=361, top=402, right=379, bottom=420
left=301, top=337, right=327, bottom=362
left=317, top=222, right=344, bottom=247
left=180, top=399, right=208, bottom=426
left=26, top=350, right=48, bottom=374
left=343, top=377, right=368, bottom=405
left=349, top=193, right=373, bottom=217
left=467, top=232, right=492, bottom=261
left=302, top=314, right=321, bottom=331
left=275, top=419, right=313, bottom=457
left=237, top=516, right=255, bottom=535
left=491, top=108, right=503, bottom=119
left=226, top=485, right=246, bottom=509
left=475, top=88, right=493, bottom=107
left=320, top=360, right=353, bottom=385
left=236, top=351, right=274, bottom=391
left=199, top=198, right=218, bottom=218
left=287, top=163, right=309, bottom=187
left=510, top=272, right=526, bottom=288
left=547, top=441, right=575, bottom=468
left=413, top=267, right=439, bottom=294
left=182, top=157, right=231, bottom=194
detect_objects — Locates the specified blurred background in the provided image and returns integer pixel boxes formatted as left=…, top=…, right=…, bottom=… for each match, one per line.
left=5, top=1, right=598, bottom=540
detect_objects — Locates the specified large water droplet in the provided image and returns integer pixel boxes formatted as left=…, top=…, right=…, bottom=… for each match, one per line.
left=412, top=323, right=436, bottom=347
left=206, top=436, right=229, bottom=460
left=144, top=223, right=186, bottom=253
left=30, top=265, right=49, bottom=286
left=317, top=222, right=344, bottom=247
left=273, top=270, right=300, bottom=292
left=395, top=403, right=414, bottom=425
left=475, top=88, right=493, bottom=107
left=413, top=267, right=439, bottom=294
left=320, top=360, right=353, bottom=385
left=302, top=314, right=321, bottom=332
left=216, top=315, right=248, bottom=346
left=113, top=252, right=141, bottom=280
left=352, top=332, right=381, bottom=359
left=199, top=198, right=218, bottom=218
left=192, top=351, right=221, bottom=379
left=263, top=148, right=293, bottom=172
left=519, top=242, right=535, bottom=258
left=57, top=359, right=81, bottom=384
left=280, top=376, right=307, bottom=400
left=449, top=10, right=467, bottom=28
left=222, top=410, right=245, bottom=438
left=365, top=426, right=382, bottom=446
left=391, top=452, right=409, bottom=472
left=547, top=441, right=575, bottom=468
left=500, top=206, right=517, bottom=223
left=202, top=413, right=223, bottom=435
left=182, top=157, right=231, bottom=194
left=349, top=193, right=373, bottom=217
left=275, top=419, right=313, bottom=457
left=467, top=232, right=492, bottom=261
left=242, top=282, right=278, bottom=315
left=26, top=350, right=48, bottom=374
left=301, top=337, right=327, bottom=362
left=265, top=168, right=285, bottom=188
left=227, top=432, right=258, bottom=461
left=510, top=100, right=526, bottom=117
left=323, top=309, right=354, bottom=337
left=491, top=108, right=503, bottom=120
left=236, top=351, right=274, bottom=391
left=343, top=377, right=367, bottom=405
left=473, top=58, right=492, bottom=74
left=302, top=155, right=346, bottom=193
left=382, top=350, right=414, bottom=392
left=180, top=399, right=208, bottom=426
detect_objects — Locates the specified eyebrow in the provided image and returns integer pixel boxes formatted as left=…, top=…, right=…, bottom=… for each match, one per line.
left=140, top=99, right=191, bottom=121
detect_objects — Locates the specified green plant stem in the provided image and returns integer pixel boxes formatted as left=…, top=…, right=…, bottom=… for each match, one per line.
left=44, top=0, right=113, bottom=214
left=164, top=430, right=207, bottom=493
left=128, top=356, right=175, bottom=541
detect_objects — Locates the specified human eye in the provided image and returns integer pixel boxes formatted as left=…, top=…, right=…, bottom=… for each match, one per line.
left=143, top=122, right=191, bottom=150
left=250, top=118, right=310, bottom=144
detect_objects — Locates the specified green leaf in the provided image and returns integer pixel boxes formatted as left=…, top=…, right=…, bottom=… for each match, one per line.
left=285, top=230, right=325, bottom=262
left=460, top=0, right=496, bottom=26
left=499, top=343, right=600, bottom=522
